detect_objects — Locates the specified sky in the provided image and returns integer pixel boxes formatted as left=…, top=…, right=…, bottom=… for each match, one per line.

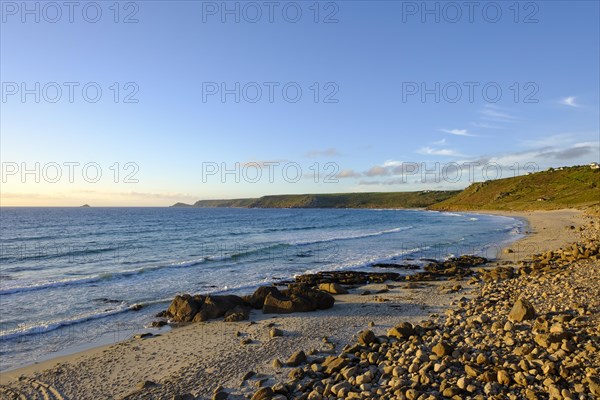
left=1, top=0, right=599, bottom=206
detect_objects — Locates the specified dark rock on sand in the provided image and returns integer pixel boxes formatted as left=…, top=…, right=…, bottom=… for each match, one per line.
left=244, top=286, right=282, bottom=309
left=193, top=295, right=248, bottom=322
left=167, top=294, right=205, bottom=322
left=262, top=286, right=334, bottom=314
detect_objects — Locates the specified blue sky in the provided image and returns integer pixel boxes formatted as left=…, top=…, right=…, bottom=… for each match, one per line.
left=1, top=0, right=599, bottom=206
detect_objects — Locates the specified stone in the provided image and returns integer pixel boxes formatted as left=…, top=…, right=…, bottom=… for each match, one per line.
left=432, top=341, right=453, bottom=357
left=137, top=380, right=157, bottom=389
left=497, top=370, right=511, bottom=385
left=272, top=359, right=282, bottom=369
left=251, top=387, right=274, bottom=400
left=387, top=322, right=415, bottom=339
left=194, top=295, right=248, bottom=322
left=212, top=391, right=229, bottom=400
left=167, top=294, right=204, bottom=322
left=514, top=372, right=528, bottom=386
left=358, top=330, right=377, bottom=345
left=223, top=305, right=251, bottom=322
left=269, top=328, right=283, bottom=338
left=322, top=356, right=349, bottom=374
left=286, top=350, right=307, bottom=367
left=465, top=365, right=480, bottom=377
left=172, top=395, right=194, bottom=400
left=244, top=286, right=282, bottom=309
left=318, top=282, right=348, bottom=294
left=331, top=382, right=351, bottom=397
left=509, top=299, right=536, bottom=322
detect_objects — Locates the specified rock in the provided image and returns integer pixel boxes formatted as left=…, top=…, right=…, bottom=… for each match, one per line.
left=224, top=305, right=251, bottom=322
left=150, top=320, right=167, bottom=328
left=286, top=350, right=307, bottom=367
left=134, top=332, right=154, bottom=339
left=167, top=294, right=204, bottom=322
left=288, top=368, right=304, bottom=380
left=269, top=328, right=283, bottom=338
left=272, top=359, right=282, bottom=369
left=322, top=356, right=348, bottom=374
left=318, top=282, right=348, bottom=294
left=509, top=298, right=536, bottom=322
left=497, top=370, right=511, bottom=385
left=587, top=376, right=600, bottom=396
left=194, top=295, right=248, bottom=322
left=172, top=395, right=194, bottom=400
left=387, top=322, right=414, bottom=339
left=330, top=382, right=351, bottom=397
left=242, top=371, right=255, bottom=381
left=514, top=371, right=528, bottom=386
left=465, top=365, right=480, bottom=377
left=262, top=288, right=334, bottom=314
left=251, top=387, right=274, bottom=400
left=137, top=380, right=157, bottom=389
left=212, top=391, right=228, bottom=400
left=244, top=286, right=283, bottom=309
left=358, top=330, right=377, bottom=345
left=432, top=341, right=453, bottom=357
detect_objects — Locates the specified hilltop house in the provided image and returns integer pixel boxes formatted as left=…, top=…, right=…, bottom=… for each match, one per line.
left=590, top=162, right=600, bottom=170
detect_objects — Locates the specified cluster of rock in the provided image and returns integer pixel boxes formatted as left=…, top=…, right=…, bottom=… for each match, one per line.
left=161, top=285, right=336, bottom=323
left=248, top=226, right=599, bottom=399
left=405, top=255, right=488, bottom=282
left=160, top=255, right=489, bottom=325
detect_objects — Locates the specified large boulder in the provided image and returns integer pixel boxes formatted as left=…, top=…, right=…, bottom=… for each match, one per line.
left=244, top=286, right=283, bottom=309
left=193, top=295, right=248, bottom=322
left=167, top=294, right=205, bottom=322
left=262, top=287, right=334, bottom=314
left=262, top=292, right=312, bottom=314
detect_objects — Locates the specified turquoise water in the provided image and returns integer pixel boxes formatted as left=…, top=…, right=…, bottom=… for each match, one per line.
left=0, top=207, right=523, bottom=369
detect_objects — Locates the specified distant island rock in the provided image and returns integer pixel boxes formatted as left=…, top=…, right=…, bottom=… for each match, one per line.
left=80, top=204, right=91, bottom=208
left=171, top=202, right=193, bottom=208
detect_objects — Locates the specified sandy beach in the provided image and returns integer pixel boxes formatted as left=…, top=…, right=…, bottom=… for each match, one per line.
left=0, top=209, right=591, bottom=400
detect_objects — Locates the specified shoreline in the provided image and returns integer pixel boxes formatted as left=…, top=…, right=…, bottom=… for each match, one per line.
left=0, top=209, right=587, bottom=399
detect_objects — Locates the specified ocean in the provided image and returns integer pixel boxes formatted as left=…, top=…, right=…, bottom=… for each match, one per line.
left=0, top=207, right=524, bottom=370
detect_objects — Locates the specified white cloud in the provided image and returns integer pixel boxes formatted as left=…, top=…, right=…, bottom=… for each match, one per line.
left=560, top=96, right=579, bottom=107
left=417, top=147, right=465, bottom=157
left=479, top=105, right=519, bottom=122
left=432, top=138, right=447, bottom=145
left=440, top=128, right=475, bottom=137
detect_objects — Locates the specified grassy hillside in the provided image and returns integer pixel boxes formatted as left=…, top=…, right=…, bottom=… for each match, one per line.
left=174, top=191, right=459, bottom=209
left=428, top=165, right=599, bottom=211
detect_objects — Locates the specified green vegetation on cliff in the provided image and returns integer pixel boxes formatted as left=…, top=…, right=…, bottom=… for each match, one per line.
left=174, top=191, right=459, bottom=209
left=428, top=165, right=599, bottom=211
left=173, top=165, right=599, bottom=211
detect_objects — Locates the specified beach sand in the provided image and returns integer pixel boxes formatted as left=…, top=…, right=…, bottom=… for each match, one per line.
left=0, top=209, right=587, bottom=400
